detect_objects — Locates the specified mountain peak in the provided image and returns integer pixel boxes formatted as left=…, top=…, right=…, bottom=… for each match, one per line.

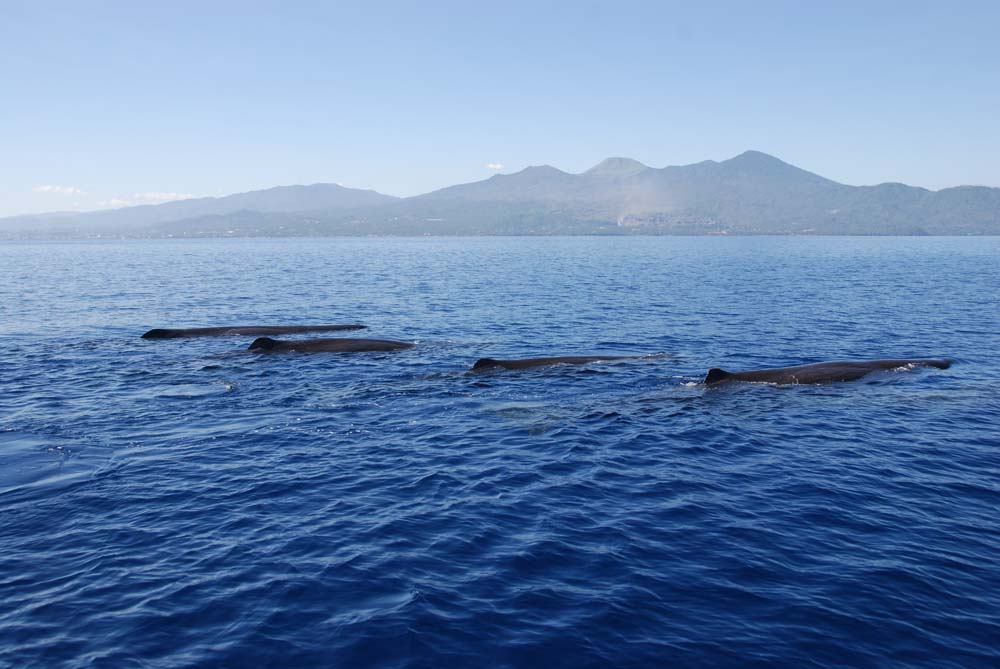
left=725, top=150, right=786, bottom=166
left=585, top=157, right=649, bottom=177
left=721, top=150, right=830, bottom=183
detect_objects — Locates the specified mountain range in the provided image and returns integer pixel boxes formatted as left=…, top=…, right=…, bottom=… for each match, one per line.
left=4, top=151, right=998, bottom=238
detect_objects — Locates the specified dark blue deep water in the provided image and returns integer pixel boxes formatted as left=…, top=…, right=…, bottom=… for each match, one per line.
left=1, top=237, right=998, bottom=668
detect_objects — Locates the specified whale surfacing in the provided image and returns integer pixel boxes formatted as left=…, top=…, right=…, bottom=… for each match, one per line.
left=142, top=324, right=367, bottom=339
left=248, top=337, right=413, bottom=353
left=472, top=355, right=647, bottom=372
left=704, top=358, right=952, bottom=385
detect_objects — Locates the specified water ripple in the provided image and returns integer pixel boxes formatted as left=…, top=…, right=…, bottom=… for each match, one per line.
left=0, top=237, right=998, bottom=667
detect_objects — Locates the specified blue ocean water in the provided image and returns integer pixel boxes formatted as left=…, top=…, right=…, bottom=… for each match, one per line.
left=1, top=236, right=998, bottom=668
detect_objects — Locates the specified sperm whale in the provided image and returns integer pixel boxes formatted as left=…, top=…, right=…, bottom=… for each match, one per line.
left=471, top=355, right=651, bottom=372
left=704, top=358, right=952, bottom=385
left=248, top=337, right=413, bottom=352
left=142, top=324, right=367, bottom=339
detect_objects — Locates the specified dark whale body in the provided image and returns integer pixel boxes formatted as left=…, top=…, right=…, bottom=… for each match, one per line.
left=704, top=358, right=952, bottom=385
left=248, top=337, right=413, bottom=353
left=142, top=324, right=367, bottom=339
left=472, top=355, right=642, bottom=372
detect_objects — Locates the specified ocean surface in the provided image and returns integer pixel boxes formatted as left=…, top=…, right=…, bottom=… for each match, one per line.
left=1, top=236, right=998, bottom=668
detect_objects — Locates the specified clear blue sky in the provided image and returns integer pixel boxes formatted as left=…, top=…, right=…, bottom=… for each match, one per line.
left=2, top=0, right=998, bottom=216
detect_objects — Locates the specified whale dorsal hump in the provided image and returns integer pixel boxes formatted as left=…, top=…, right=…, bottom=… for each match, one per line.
left=249, top=337, right=278, bottom=350
left=704, top=368, right=732, bottom=384
left=142, top=329, right=169, bottom=339
left=472, top=358, right=501, bottom=371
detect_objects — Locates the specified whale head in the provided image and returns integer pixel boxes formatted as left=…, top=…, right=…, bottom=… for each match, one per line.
left=471, top=358, right=503, bottom=372
left=142, top=329, right=171, bottom=339
left=248, top=337, right=278, bottom=351
left=704, top=368, right=733, bottom=384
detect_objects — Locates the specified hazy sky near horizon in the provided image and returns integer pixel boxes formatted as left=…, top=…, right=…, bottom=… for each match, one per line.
left=2, top=0, right=998, bottom=217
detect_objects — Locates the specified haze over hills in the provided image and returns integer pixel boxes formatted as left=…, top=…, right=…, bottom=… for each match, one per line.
left=0, top=183, right=397, bottom=237
left=3, top=151, right=998, bottom=238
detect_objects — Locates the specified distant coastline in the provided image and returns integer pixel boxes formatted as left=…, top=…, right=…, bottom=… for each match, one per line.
left=4, top=151, right=999, bottom=239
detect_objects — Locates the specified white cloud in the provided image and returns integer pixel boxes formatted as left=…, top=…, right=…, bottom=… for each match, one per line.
left=486, top=163, right=505, bottom=170
left=97, top=192, right=196, bottom=209
left=33, top=185, right=85, bottom=195
left=99, top=198, right=132, bottom=208
left=132, top=192, right=195, bottom=203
